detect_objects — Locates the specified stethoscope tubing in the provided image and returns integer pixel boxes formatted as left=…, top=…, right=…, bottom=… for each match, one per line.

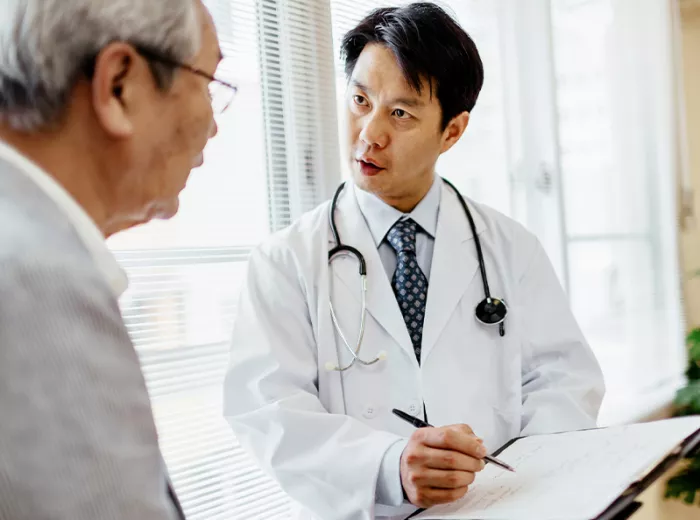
left=326, top=178, right=507, bottom=371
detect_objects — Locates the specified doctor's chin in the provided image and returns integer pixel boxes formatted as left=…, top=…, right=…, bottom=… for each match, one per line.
left=4, top=1, right=700, bottom=520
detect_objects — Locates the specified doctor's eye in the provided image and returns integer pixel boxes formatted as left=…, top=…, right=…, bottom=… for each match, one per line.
left=353, top=95, right=369, bottom=106
left=393, top=108, right=411, bottom=119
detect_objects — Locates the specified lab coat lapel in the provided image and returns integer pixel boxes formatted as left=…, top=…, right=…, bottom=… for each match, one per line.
left=329, top=185, right=416, bottom=361
left=420, top=182, right=486, bottom=363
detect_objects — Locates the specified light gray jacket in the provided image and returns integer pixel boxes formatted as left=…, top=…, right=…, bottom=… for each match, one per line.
left=0, top=158, right=180, bottom=519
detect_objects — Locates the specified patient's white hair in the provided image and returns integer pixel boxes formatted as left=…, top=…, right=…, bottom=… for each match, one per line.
left=0, top=0, right=201, bottom=131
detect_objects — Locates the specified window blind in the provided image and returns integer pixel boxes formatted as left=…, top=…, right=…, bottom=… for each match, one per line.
left=110, top=0, right=340, bottom=518
left=259, top=0, right=341, bottom=231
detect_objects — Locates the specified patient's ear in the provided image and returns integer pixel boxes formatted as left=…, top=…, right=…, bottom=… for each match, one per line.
left=91, top=42, right=147, bottom=139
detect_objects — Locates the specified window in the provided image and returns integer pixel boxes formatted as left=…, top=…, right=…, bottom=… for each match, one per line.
left=549, top=0, right=685, bottom=423
left=110, top=0, right=344, bottom=516
left=110, top=0, right=293, bottom=520
left=431, top=1, right=513, bottom=215
left=109, top=0, right=686, bottom=518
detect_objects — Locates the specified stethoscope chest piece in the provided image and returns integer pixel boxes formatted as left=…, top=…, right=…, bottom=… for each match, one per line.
left=475, top=297, right=507, bottom=325
left=474, top=297, right=508, bottom=337
left=475, top=297, right=508, bottom=337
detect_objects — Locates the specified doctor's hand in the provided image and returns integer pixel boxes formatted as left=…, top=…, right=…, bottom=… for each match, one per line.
left=400, top=424, right=486, bottom=508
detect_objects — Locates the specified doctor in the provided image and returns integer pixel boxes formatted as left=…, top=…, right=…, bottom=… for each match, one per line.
left=224, top=3, right=605, bottom=519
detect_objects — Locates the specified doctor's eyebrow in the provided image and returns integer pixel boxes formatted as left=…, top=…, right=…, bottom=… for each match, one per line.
left=350, top=79, right=425, bottom=108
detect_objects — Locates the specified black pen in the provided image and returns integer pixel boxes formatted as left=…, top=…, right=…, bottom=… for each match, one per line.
left=392, top=408, right=516, bottom=473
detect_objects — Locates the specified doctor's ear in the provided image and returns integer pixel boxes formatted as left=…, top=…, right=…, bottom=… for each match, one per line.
left=440, top=111, right=470, bottom=154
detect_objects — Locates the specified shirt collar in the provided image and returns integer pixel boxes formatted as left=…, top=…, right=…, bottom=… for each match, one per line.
left=0, top=140, right=128, bottom=297
left=354, top=175, right=442, bottom=247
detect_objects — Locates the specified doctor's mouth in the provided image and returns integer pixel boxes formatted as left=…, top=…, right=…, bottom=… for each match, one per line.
left=357, top=156, right=386, bottom=176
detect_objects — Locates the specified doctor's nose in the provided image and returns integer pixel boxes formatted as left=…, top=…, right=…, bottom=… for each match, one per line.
left=209, top=117, right=219, bottom=139
left=358, top=113, right=389, bottom=149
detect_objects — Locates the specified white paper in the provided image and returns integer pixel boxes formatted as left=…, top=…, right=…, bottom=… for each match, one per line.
left=415, top=417, right=700, bottom=520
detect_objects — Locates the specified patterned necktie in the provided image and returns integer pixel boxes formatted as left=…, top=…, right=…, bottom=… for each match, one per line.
left=386, top=218, right=429, bottom=363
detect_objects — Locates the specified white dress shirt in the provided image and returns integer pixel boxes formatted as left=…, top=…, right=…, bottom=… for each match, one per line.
left=354, top=176, right=442, bottom=509
left=0, top=140, right=127, bottom=297
left=354, top=175, right=441, bottom=282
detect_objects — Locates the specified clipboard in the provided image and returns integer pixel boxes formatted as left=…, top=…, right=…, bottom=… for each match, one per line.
left=587, top=425, right=700, bottom=520
left=406, top=423, right=700, bottom=520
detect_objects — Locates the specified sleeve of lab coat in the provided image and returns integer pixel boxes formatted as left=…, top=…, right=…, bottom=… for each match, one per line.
left=223, top=244, right=405, bottom=520
left=518, top=238, right=606, bottom=436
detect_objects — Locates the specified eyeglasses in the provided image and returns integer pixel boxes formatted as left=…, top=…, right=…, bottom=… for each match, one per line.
left=136, top=46, right=238, bottom=115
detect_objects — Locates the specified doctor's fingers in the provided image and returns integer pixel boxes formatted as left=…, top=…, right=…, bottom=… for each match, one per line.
left=410, top=485, right=470, bottom=509
left=407, top=468, right=477, bottom=490
left=417, top=425, right=487, bottom=458
left=418, top=447, right=486, bottom=472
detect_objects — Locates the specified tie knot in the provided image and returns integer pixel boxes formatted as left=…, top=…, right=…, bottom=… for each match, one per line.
left=387, top=218, right=418, bottom=255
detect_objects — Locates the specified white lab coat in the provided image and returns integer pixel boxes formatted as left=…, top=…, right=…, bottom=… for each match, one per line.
left=224, top=180, right=605, bottom=520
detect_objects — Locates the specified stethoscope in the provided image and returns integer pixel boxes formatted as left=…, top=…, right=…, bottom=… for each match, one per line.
left=325, top=177, right=508, bottom=372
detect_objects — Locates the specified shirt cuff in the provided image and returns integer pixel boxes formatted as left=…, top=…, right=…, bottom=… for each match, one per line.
left=376, top=439, right=409, bottom=507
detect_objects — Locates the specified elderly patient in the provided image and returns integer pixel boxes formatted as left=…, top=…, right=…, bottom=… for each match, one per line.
left=0, top=1, right=235, bottom=518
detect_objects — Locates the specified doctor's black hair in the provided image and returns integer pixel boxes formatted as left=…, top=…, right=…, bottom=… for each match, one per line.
left=340, top=2, right=484, bottom=131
